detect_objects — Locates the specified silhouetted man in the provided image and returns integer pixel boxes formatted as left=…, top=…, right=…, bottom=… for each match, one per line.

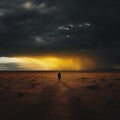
left=57, top=72, right=61, bottom=81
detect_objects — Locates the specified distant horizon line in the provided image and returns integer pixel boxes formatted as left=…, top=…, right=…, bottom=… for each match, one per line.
left=0, top=68, right=120, bottom=72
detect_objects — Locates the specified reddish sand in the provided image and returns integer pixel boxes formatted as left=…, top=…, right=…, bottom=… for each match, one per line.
left=0, top=71, right=120, bottom=120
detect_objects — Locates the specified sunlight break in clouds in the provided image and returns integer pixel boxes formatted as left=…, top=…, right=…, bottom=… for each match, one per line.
left=18, top=56, right=81, bottom=70
left=0, top=56, right=97, bottom=70
left=0, top=57, right=23, bottom=63
left=21, top=2, right=56, bottom=13
left=21, top=2, right=46, bottom=10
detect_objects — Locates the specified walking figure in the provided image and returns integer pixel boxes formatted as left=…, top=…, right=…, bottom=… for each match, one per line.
left=57, top=72, right=61, bottom=81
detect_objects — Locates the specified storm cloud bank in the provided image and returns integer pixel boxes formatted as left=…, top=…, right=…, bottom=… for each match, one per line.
left=0, top=0, right=120, bottom=69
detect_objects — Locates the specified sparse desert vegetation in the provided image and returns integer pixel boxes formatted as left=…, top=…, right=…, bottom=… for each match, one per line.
left=0, top=71, right=120, bottom=120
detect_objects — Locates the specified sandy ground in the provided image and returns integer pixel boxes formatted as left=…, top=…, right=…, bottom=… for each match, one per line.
left=0, top=71, right=120, bottom=120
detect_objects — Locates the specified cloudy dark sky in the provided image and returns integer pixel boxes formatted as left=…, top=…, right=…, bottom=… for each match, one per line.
left=0, top=0, right=120, bottom=70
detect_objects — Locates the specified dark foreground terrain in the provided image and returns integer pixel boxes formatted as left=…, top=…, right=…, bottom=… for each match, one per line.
left=0, top=71, right=120, bottom=120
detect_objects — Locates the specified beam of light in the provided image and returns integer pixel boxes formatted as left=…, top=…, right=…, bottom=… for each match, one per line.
left=0, top=56, right=97, bottom=70
left=18, top=56, right=81, bottom=70
left=0, top=57, right=23, bottom=63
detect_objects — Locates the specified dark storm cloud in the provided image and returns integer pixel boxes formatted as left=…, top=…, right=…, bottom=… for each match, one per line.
left=0, top=0, right=120, bottom=68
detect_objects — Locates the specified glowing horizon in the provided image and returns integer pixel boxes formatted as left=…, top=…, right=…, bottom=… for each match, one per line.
left=0, top=56, right=97, bottom=70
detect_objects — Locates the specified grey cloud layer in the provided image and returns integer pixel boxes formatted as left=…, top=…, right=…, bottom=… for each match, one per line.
left=0, top=63, right=23, bottom=70
left=0, top=0, right=120, bottom=67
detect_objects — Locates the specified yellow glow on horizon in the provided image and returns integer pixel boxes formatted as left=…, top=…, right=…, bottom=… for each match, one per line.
left=18, top=56, right=81, bottom=70
left=0, top=56, right=97, bottom=70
